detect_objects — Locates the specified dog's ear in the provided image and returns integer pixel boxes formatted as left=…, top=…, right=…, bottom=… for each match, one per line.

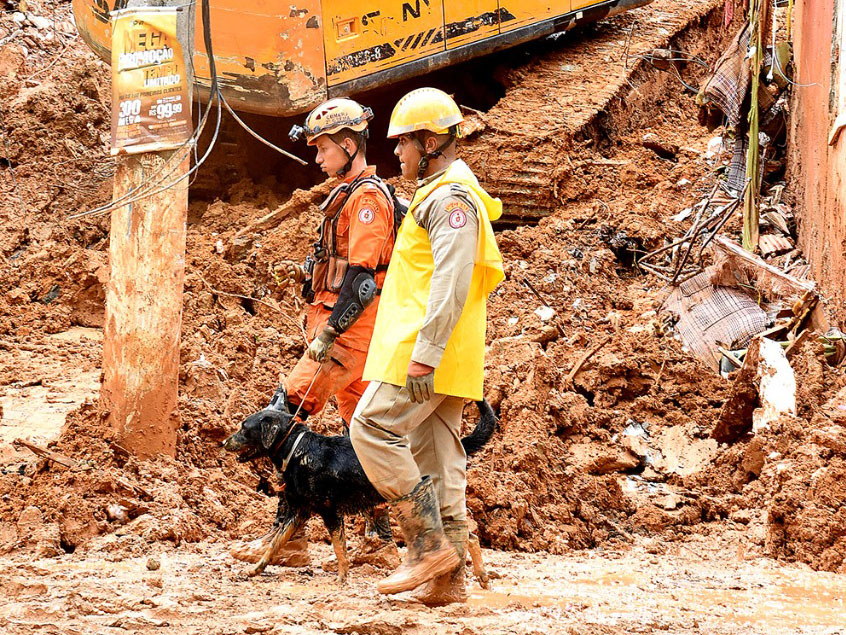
left=260, top=412, right=284, bottom=450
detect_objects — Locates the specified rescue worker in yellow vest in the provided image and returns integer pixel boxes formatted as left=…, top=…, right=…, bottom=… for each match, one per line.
left=231, top=98, right=398, bottom=569
left=350, top=88, right=504, bottom=604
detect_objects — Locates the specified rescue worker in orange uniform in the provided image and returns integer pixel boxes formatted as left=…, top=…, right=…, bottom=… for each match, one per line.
left=231, top=98, right=398, bottom=568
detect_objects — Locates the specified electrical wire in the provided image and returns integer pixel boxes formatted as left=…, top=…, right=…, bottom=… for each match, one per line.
left=70, top=0, right=222, bottom=219
left=73, top=58, right=220, bottom=218
left=70, top=93, right=222, bottom=219
left=70, top=0, right=309, bottom=220
left=671, top=65, right=700, bottom=93
left=68, top=92, right=218, bottom=218
left=220, top=96, right=307, bottom=166
left=187, top=44, right=204, bottom=187
left=634, top=48, right=710, bottom=93
left=635, top=48, right=711, bottom=69
left=768, top=0, right=816, bottom=88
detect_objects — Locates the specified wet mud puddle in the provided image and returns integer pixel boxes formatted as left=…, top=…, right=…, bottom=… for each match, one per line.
left=469, top=549, right=846, bottom=632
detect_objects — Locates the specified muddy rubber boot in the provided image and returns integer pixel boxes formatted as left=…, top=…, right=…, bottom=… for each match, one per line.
left=353, top=506, right=400, bottom=568
left=411, top=520, right=468, bottom=606
left=366, top=505, right=394, bottom=543
left=376, top=476, right=460, bottom=595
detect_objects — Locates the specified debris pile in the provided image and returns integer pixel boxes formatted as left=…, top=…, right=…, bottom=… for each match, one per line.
left=1, top=0, right=844, bottom=577
left=632, top=2, right=846, bottom=572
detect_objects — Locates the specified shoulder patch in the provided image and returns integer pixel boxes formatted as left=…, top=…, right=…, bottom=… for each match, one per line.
left=445, top=199, right=470, bottom=229
left=358, top=207, right=375, bottom=224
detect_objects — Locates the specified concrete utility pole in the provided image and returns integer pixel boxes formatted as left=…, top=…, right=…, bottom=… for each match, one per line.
left=100, top=0, right=196, bottom=458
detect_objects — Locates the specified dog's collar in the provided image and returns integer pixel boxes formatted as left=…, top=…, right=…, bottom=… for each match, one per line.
left=267, top=414, right=301, bottom=455
left=281, top=430, right=307, bottom=472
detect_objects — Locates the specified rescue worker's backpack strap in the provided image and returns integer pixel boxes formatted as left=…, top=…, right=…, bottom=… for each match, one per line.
left=308, top=173, right=398, bottom=302
left=385, top=183, right=409, bottom=235
left=346, top=175, right=406, bottom=236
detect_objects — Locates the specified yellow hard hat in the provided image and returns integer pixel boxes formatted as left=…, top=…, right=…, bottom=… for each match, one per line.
left=387, top=87, right=464, bottom=138
left=299, top=98, right=373, bottom=145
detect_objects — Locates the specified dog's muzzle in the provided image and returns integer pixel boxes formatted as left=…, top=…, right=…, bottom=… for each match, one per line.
left=223, top=434, right=262, bottom=462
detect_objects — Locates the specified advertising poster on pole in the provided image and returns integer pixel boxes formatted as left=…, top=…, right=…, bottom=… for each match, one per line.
left=110, top=7, right=192, bottom=155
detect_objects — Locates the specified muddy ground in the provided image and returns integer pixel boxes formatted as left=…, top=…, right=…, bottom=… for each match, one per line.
left=1, top=0, right=845, bottom=632
left=3, top=534, right=846, bottom=634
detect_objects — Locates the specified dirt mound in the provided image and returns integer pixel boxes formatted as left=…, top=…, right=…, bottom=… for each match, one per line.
left=0, top=2, right=112, bottom=338
left=680, top=339, right=846, bottom=573
left=689, top=340, right=846, bottom=573
left=0, top=402, right=277, bottom=556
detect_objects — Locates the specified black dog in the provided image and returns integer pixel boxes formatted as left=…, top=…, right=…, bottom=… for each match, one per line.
left=223, top=399, right=497, bottom=582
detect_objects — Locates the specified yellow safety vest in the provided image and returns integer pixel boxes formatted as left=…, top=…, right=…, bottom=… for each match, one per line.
left=363, top=160, right=504, bottom=400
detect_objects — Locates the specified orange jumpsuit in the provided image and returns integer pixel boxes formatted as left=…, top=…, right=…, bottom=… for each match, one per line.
left=284, top=166, right=394, bottom=424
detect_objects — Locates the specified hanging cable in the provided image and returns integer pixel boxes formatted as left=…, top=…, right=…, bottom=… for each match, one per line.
left=71, top=0, right=309, bottom=220
left=220, top=95, right=307, bottom=166
left=768, top=0, right=816, bottom=88
left=70, top=0, right=223, bottom=220
left=635, top=48, right=711, bottom=70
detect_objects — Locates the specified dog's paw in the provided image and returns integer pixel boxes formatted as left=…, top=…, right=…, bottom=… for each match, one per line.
left=246, top=563, right=266, bottom=577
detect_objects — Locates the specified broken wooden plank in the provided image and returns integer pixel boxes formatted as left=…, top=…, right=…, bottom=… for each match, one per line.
left=233, top=205, right=296, bottom=239
left=233, top=182, right=331, bottom=239
left=520, top=277, right=566, bottom=337
left=12, top=439, right=78, bottom=469
left=567, top=335, right=612, bottom=385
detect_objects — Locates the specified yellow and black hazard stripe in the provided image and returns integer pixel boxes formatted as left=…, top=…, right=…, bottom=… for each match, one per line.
left=327, top=8, right=517, bottom=77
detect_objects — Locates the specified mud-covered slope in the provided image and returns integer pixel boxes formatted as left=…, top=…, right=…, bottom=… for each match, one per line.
left=1, top=0, right=845, bottom=575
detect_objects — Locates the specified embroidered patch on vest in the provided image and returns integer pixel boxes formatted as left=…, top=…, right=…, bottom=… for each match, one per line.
left=358, top=208, right=375, bottom=224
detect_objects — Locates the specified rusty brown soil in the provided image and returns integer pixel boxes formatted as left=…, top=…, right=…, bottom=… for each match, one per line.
left=2, top=1, right=846, bottom=632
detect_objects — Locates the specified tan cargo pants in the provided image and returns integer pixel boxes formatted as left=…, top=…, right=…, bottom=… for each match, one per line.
left=349, top=381, right=467, bottom=521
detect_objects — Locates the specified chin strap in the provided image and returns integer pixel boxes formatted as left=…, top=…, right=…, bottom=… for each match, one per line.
left=334, top=130, right=369, bottom=177
left=412, top=130, right=456, bottom=180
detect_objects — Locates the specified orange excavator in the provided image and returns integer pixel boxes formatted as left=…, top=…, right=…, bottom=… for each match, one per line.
left=72, top=0, right=653, bottom=117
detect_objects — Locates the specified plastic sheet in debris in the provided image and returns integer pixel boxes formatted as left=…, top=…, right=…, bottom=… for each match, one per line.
left=661, top=236, right=817, bottom=371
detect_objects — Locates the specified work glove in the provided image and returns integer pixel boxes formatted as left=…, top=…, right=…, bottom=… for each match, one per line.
left=406, top=370, right=435, bottom=403
left=272, top=260, right=306, bottom=291
left=307, top=326, right=339, bottom=362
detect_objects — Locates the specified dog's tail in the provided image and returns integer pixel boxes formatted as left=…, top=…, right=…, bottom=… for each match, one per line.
left=460, top=399, right=498, bottom=456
